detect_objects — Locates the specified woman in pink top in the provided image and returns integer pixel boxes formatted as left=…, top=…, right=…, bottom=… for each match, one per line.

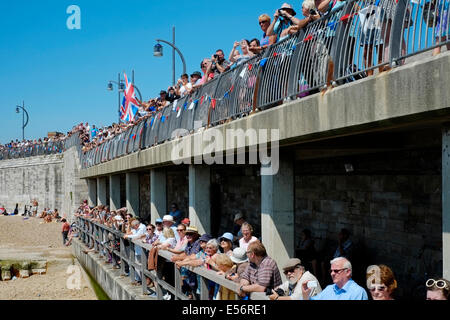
left=164, top=223, right=188, bottom=254
left=238, top=223, right=258, bottom=251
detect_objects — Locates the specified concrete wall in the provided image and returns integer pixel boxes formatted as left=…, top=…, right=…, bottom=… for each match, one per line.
left=0, top=154, right=64, bottom=213
left=72, top=238, right=152, bottom=300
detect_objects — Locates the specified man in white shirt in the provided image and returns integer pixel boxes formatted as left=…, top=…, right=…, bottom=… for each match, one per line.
left=124, top=219, right=146, bottom=285
left=163, top=215, right=180, bottom=242
left=269, top=258, right=322, bottom=300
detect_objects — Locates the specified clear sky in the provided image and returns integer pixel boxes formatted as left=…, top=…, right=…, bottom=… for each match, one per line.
left=0, top=0, right=306, bottom=144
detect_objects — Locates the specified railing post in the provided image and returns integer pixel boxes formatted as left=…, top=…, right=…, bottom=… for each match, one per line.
left=287, top=30, right=306, bottom=97
left=199, top=275, right=209, bottom=300
left=129, top=241, right=136, bottom=282
left=93, top=224, right=98, bottom=252
left=174, top=263, right=182, bottom=300
left=120, top=237, right=127, bottom=276
left=329, top=2, right=354, bottom=84
left=141, top=247, right=148, bottom=295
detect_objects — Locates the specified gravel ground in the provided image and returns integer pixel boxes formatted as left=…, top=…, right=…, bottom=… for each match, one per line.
left=0, top=215, right=97, bottom=300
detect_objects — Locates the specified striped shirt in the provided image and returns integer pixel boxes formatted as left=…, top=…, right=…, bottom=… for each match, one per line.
left=241, top=256, right=282, bottom=289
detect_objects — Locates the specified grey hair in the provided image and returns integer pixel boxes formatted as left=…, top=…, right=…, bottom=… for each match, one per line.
left=302, top=0, right=316, bottom=10
left=330, top=257, right=352, bottom=272
left=206, top=239, right=220, bottom=251
left=131, top=220, right=140, bottom=227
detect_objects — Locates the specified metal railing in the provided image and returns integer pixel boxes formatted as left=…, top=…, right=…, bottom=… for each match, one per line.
left=75, top=216, right=267, bottom=300
left=4, top=0, right=439, bottom=168
left=0, top=140, right=65, bottom=160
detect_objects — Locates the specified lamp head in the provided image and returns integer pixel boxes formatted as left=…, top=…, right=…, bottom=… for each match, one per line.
left=16, top=106, right=20, bottom=113
left=119, top=82, right=125, bottom=92
left=107, top=82, right=113, bottom=91
left=154, top=43, right=163, bottom=57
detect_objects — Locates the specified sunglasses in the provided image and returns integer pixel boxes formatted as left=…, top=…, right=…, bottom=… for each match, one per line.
left=330, top=268, right=348, bottom=274
left=369, top=285, right=387, bottom=292
left=177, top=229, right=185, bottom=232
left=259, top=20, right=269, bottom=24
left=283, top=269, right=296, bottom=275
left=426, top=279, right=449, bottom=289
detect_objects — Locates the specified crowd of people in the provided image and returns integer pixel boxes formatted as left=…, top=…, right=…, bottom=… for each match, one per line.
left=0, top=134, right=66, bottom=158
left=73, top=203, right=450, bottom=301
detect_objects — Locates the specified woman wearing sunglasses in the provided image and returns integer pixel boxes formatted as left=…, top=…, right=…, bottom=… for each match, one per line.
left=426, top=278, right=449, bottom=300
left=366, top=265, right=397, bottom=300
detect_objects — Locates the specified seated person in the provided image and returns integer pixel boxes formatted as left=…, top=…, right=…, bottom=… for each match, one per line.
left=269, top=258, right=321, bottom=300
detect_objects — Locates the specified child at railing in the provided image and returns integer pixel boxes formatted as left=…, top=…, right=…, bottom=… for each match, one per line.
left=215, top=254, right=238, bottom=300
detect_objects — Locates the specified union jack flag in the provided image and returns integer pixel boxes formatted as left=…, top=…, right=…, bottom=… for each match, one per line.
left=120, top=73, right=140, bottom=122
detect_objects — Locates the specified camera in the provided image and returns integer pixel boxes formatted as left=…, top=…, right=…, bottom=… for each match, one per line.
left=213, top=54, right=219, bottom=59
left=278, top=9, right=285, bottom=16
left=265, top=287, right=285, bottom=296
left=309, top=9, right=318, bottom=15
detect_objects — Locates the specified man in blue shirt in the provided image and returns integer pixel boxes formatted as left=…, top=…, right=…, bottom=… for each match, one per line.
left=90, top=125, right=98, bottom=141
left=169, top=203, right=182, bottom=226
left=302, top=257, right=368, bottom=300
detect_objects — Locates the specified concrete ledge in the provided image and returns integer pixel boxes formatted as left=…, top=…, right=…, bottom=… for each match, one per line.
left=81, top=52, right=450, bottom=178
left=72, top=238, right=154, bottom=301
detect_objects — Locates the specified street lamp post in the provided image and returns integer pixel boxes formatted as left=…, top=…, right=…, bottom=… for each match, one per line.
left=107, top=70, right=143, bottom=123
left=15, top=101, right=29, bottom=140
left=154, top=26, right=187, bottom=86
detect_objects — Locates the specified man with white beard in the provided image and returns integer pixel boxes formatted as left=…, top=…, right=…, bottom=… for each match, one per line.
left=269, top=258, right=322, bottom=300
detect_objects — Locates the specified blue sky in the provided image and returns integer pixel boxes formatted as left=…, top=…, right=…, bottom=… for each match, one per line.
left=0, top=0, right=299, bottom=143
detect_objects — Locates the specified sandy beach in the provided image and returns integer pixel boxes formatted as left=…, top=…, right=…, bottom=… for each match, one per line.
left=0, top=215, right=97, bottom=300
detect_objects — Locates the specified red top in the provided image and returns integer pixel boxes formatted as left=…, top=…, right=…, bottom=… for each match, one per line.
left=62, top=222, right=70, bottom=232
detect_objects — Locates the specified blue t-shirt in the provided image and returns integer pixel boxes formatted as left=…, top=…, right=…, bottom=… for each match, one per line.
left=170, top=210, right=181, bottom=225
left=273, top=18, right=293, bottom=41
left=311, top=279, right=368, bottom=300
left=91, top=128, right=98, bottom=139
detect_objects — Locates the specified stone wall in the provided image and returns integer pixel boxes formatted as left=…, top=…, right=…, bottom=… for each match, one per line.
left=0, top=147, right=88, bottom=222
left=139, top=173, right=150, bottom=222
left=166, top=167, right=189, bottom=221
left=294, top=147, right=442, bottom=297
left=0, top=154, right=64, bottom=214
left=63, top=147, right=88, bottom=221
left=212, top=165, right=261, bottom=238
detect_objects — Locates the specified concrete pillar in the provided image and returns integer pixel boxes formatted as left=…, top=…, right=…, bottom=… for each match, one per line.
left=150, top=169, right=166, bottom=224
left=261, top=154, right=294, bottom=270
left=97, top=177, right=107, bottom=206
left=442, top=127, right=450, bottom=280
left=109, top=175, right=121, bottom=211
left=126, top=173, right=139, bottom=217
left=189, top=165, right=211, bottom=235
left=87, top=179, right=97, bottom=207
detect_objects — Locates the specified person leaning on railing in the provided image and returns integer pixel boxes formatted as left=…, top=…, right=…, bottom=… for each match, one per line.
left=266, top=3, right=312, bottom=43
left=238, top=240, right=282, bottom=299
